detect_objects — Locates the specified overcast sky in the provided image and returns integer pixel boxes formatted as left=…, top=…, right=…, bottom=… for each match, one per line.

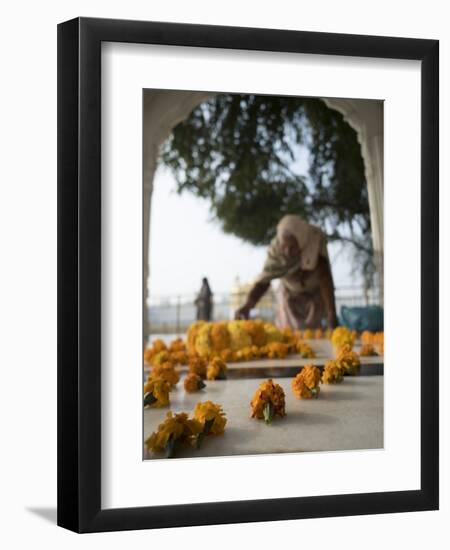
left=148, top=166, right=362, bottom=299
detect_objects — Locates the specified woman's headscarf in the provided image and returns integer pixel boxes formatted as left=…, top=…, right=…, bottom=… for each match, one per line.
left=254, top=215, right=327, bottom=285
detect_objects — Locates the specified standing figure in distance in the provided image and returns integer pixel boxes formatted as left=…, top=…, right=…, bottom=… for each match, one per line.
left=195, top=277, right=213, bottom=321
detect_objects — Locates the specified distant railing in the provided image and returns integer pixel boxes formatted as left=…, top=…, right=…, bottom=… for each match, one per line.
left=147, top=285, right=380, bottom=335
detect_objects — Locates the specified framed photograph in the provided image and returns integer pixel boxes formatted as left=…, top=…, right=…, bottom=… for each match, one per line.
left=57, top=17, right=439, bottom=533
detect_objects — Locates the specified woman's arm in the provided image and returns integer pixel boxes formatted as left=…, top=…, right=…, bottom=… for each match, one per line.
left=235, top=281, right=271, bottom=319
left=316, top=256, right=338, bottom=328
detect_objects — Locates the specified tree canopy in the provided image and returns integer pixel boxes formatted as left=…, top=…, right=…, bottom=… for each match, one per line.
left=160, top=93, right=374, bottom=283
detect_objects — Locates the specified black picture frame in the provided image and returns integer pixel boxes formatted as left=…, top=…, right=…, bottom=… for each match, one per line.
left=57, top=17, right=439, bottom=533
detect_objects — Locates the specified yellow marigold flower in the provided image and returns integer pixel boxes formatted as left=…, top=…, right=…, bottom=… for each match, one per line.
left=243, top=319, right=268, bottom=347
left=143, top=377, right=171, bottom=407
left=194, top=323, right=214, bottom=358
left=331, top=326, right=356, bottom=350
left=187, top=321, right=206, bottom=354
left=168, top=337, right=186, bottom=353
left=336, top=345, right=361, bottom=375
left=207, top=357, right=228, bottom=380
left=151, top=361, right=180, bottom=387
left=325, top=328, right=333, bottom=339
left=321, top=360, right=345, bottom=384
left=188, top=355, right=207, bottom=379
left=170, top=350, right=189, bottom=365
left=292, top=365, right=321, bottom=399
left=263, top=323, right=284, bottom=343
left=184, top=372, right=206, bottom=393
left=227, top=320, right=252, bottom=350
left=264, top=341, right=289, bottom=359
left=302, top=328, right=314, bottom=340
left=235, top=345, right=261, bottom=361
left=143, top=339, right=168, bottom=364
left=251, top=379, right=286, bottom=423
left=150, top=350, right=172, bottom=367
left=193, top=401, right=227, bottom=435
left=359, top=344, right=377, bottom=356
left=210, top=321, right=231, bottom=352
left=314, top=328, right=323, bottom=339
left=296, top=341, right=316, bottom=358
left=145, top=412, right=202, bottom=457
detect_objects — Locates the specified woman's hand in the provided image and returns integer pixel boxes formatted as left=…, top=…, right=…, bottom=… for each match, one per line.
left=235, top=304, right=251, bottom=320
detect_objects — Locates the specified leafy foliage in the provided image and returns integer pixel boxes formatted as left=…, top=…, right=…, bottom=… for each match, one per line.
left=160, top=94, right=374, bottom=283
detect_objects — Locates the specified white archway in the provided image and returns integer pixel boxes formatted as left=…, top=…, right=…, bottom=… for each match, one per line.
left=143, top=92, right=384, bottom=339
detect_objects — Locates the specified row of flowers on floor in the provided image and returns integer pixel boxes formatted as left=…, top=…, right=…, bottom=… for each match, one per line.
left=145, top=347, right=361, bottom=458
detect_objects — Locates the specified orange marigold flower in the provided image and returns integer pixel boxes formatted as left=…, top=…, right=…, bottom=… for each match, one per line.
left=296, top=341, right=316, bottom=358
left=145, top=412, right=202, bottom=456
left=170, top=350, right=189, bottom=365
left=314, top=328, right=323, bottom=339
left=143, top=377, right=171, bottom=407
left=243, top=320, right=268, bottom=347
left=210, top=321, right=231, bottom=352
left=186, top=321, right=206, bottom=354
left=321, top=360, right=345, bottom=384
left=168, top=338, right=186, bottom=353
left=193, top=401, right=227, bottom=435
left=251, top=379, right=286, bottom=423
left=219, top=348, right=236, bottom=362
left=184, top=372, right=206, bottom=393
left=373, top=332, right=384, bottom=355
left=336, top=345, right=361, bottom=375
left=359, top=344, right=377, bottom=357
left=302, top=328, right=314, bottom=340
left=188, top=355, right=207, bottom=378
left=361, top=330, right=374, bottom=345
left=207, top=357, right=228, bottom=380
left=263, top=341, right=289, bottom=359
left=292, top=365, right=321, bottom=399
left=150, top=361, right=180, bottom=387
left=150, top=350, right=172, bottom=367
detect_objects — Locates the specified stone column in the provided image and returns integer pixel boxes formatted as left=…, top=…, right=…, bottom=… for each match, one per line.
left=323, top=99, right=384, bottom=304
left=142, top=91, right=214, bottom=341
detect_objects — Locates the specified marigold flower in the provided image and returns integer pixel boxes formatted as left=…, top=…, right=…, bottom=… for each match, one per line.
left=207, top=357, right=228, bottom=380
left=235, top=345, right=261, bottom=361
left=143, top=377, right=171, bottom=407
left=314, top=328, right=323, bottom=339
left=227, top=321, right=252, bottom=350
left=194, top=323, right=214, bottom=357
left=243, top=319, right=268, bottom=347
left=336, top=345, right=361, bottom=375
left=219, top=348, right=237, bottom=362
left=302, top=328, right=314, bottom=340
left=188, top=355, right=207, bottom=378
left=170, top=350, right=189, bottom=365
left=143, top=339, right=168, bottom=364
left=168, top=337, right=186, bottom=353
left=251, top=379, right=286, bottom=423
left=263, top=341, right=289, bottom=359
left=359, top=344, right=377, bottom=356
left=210, top=321, right=231, bottom=352
left=145, top=412, right=202, bottom=457
left=193, top=401, right=227, bottom=435
left=331, top=326, right=356, bottom=350
left=150, top=361, right=180, bottom=387
left=361, top=330, right=374, bottom=345
left=187, top=320, right=206, bottom=354
left=150, top=350, right=172, bottom=367
left=263, top=323, right=285, bottom=343
left=321, top=360, right=345, bottom=384
left=292, top=365, right=321, bottom=399
left=296, top=341, right=316, bottom=358
left=184, top=372, right=206, bottom=393
left=373, top=332, right=384, bottom=355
